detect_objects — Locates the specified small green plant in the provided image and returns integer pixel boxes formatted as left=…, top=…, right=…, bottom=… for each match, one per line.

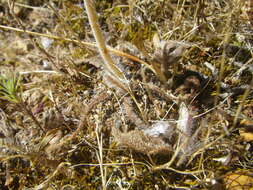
left=0, top=72, right=45, bottom=133
left=0, top=73, right=22, bottom=104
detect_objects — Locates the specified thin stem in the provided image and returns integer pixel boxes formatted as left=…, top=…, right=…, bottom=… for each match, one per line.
left=20, top=100, right=45, bottom=133
left=96, top=124, right=107, bottom=190
left=83, top=0, right=148, bottom=121
left=83, top=0, right=125, bottom=80
left=0, top=24, right=154, bottom=72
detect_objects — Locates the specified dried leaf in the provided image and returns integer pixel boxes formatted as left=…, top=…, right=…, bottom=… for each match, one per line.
left=213, top=153, right=232, bottom=165
left=152, top=33, right=165, bottom=49
left=176, top=102, right=199, bottom=166
left=239, top=129, right=253, bottom=142
left=4, top=171, right=13, bottom=186
left=224, top=171, right=253, bottom=190
left=177, top=102, right=193, bottom=136
left=153, top=39, right=189, bottom=83
left=36, top=128, right=62, bottom=152
left=239, top=119, right=253, bottom=142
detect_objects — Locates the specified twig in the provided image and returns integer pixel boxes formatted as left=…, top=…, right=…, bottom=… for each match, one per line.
left=95, top=123, right=107, bottom=190
left=0, top=24, right=154, bottom=72
left=71, top=161, right=149, bottom=168
left=19, top=70, right=60, bottom=75
left=20, top=100, right=46, bottom=133
left=84, top=0, right=127, bottom=81
left=83, top=0, right=146, bottom=121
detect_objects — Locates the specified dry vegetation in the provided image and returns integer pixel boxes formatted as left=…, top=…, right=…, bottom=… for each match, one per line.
left=0, top=0, right=253, bottom=189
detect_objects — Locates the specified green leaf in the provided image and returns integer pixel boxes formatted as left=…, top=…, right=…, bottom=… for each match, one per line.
left=0, top=73, right=22, bottom=104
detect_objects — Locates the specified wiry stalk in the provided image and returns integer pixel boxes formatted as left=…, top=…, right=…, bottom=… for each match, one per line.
left=0, top=24, right=154, bottom=72
left=95, top=125, right=107, bottom=190
left=83, top=0, right=126, bottom=81
left=83, top=0, right=146, bottom=121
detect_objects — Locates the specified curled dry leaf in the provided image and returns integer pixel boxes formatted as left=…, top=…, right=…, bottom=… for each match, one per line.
left=45, top=129, right=63, bottom=158
left=36, top=128, right=62, bottom=154
left=224, top=171, right=253, bottom=190
left=213, top=153, right=232, bottom=166
left=152, top=34, right=189, bottom=83
left=239, top=119, right=253, bottom=142
left=239, top=129, right=253, bottom=142
left=176, top=102, right=199, bottom=166
left=4, top=171, right=13, bottom=187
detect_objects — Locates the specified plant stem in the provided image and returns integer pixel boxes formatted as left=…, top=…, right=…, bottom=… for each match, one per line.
left=0, top=24, right=155, bottom=73
left=83, top=0, right=147, bottom=124
left=20, top=101, right=45, bottom=133
left=83, top=0, right=125, bottom=81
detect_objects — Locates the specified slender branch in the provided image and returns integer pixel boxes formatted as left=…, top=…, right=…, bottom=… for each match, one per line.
left=0, top=24, right=154, bottom=72
left=83, top=0, right=126, bottom=80
left=20, top=100, right=46, bottom=133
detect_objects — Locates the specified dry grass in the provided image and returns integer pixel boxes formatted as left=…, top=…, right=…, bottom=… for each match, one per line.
left=0, top=0, right=252, bottom=189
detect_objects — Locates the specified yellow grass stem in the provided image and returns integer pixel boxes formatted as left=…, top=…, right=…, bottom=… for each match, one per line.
left=0, top=24, right=154, bottom=73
